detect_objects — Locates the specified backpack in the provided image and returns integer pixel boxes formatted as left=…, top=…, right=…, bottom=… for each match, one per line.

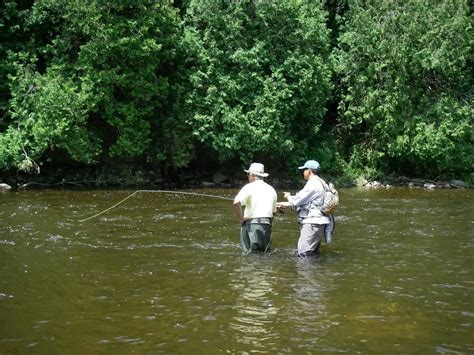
left=316, top=177, right=339, bottom=216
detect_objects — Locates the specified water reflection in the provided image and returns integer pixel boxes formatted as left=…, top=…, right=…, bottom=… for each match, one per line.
left=227, top=255, right=334, bottom=352
left=291, top=259, right=327, bottom=314
left=286, top=259, right=333, bottom=351
left=230, top=256, right=279, bottom=346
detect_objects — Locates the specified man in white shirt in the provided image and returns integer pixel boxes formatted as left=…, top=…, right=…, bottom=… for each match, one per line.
left=233, top=163, right=277, bottom=254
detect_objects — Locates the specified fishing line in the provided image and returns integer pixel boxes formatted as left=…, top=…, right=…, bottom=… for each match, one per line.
left=79, top=189, right=233, bottom=222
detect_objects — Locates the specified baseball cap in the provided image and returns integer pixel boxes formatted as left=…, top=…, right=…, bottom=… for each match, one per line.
left=298, top=160, right=320, bottom=170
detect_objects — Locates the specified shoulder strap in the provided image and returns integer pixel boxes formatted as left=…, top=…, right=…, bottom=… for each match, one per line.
left=314, top=175, right=330, bottom=191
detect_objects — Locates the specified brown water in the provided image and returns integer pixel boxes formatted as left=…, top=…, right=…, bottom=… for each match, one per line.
left=0, top=188, right=473, bottom=353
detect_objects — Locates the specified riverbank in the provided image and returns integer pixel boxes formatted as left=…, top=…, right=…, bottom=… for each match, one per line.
left=0, top=167, right=469, bottom=191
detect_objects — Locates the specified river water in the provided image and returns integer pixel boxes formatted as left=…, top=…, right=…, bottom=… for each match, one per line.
left=0, top=187, right=472, bottom=353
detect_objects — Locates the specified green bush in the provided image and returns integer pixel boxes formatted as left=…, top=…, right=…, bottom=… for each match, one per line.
left=183, top=0, right=333, bottom=169
left=335, top=0, right=473, bottom=179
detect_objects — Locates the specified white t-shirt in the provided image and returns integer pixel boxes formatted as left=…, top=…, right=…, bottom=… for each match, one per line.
left=234, top=180, right=277, bottom=219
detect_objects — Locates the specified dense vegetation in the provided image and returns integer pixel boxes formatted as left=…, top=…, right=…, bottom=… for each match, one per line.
left=0, top=0, right=472, bottom=184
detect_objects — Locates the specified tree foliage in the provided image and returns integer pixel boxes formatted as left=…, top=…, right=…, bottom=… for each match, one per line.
left=1, top=61, right=99, bottom=171
left=335, top=0, right=473, bottom=178
left=183, top=0, right=333, bottom=167
left=0, top=0, right=472, bottom=182
left=0, top=1, right=34, bottom=128
left=0, top=0, right=184, bottom=171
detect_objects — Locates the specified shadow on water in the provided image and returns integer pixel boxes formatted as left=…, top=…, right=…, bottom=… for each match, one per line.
left=0, top=188, right=473, bottom=353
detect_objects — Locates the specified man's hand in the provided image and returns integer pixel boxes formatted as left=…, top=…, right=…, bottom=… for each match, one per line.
left=239, top=217, right=250, bottom=225
left=276, top=201, right=292, bottom=209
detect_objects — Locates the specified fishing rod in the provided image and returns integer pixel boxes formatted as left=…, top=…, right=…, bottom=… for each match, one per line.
left=79, top=189, right=233, bottom=222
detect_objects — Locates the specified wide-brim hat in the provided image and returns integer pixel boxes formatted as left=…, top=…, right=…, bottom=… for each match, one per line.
left=244, top=162, right=269, bottom=177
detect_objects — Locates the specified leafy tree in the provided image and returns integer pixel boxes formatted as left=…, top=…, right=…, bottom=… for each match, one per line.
left=0, top=0, right=186, bottom=172
left=0, top=61, right=99, bottom=172
left=1, top=0, right=472, bottom=183
left=76, top=0, right=174, bottom=158
left=335, top=0, right=473, bottom=179
left=183, top=0, right=333, bottom=169
left=0, top=1, right=34, bottom=130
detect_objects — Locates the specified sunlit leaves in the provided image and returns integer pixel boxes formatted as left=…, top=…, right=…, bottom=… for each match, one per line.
left=335, top=0, right=473, bottom=177
left=184, top=0, right=332, bottom=166
left=0, top=0, right=184, bottom=171
left=1, top=62, right=100, bottom=171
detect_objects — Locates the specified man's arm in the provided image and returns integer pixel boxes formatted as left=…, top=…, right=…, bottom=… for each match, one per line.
left=276, top=192, right=293, bottom=210
left=233, top=200, right=246, bottom=225
left=287, top=185, right=315, bottom=207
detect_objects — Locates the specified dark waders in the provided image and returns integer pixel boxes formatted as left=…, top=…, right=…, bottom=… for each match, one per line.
left=240, top=218, right=273, bottom=255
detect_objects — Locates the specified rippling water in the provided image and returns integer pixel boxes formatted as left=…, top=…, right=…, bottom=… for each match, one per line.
left=1, top=188, right=473, bottom=353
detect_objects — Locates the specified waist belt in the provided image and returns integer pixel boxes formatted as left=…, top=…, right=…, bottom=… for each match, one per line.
left=247, top=217, right=273, bottom=224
